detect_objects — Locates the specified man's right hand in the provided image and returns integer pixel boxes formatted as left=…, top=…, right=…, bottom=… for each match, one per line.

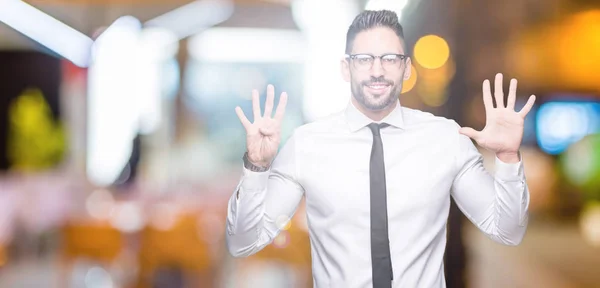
left=235, top=84, right=288, bottom=168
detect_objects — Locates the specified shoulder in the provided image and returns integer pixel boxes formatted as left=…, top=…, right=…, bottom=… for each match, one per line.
left=402, top=107, right=473, bottom=167
left=402, top=107, right=461, bottom=133
left=293, top=109, right=347, bottom=136
left=402, top=107, right=465, bottom=150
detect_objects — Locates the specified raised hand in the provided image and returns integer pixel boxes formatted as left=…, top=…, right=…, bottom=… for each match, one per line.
left=235, top=84, right=288, bottom=168
left=459, top=73, right=536, bottom=162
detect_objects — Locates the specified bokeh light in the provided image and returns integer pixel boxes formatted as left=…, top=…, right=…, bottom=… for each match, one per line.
left=272, top=231, right=291, bottom=249
left=85, top=266, right=114, bottom=288
left=561, top=134, right=600, bottom=197
left=537, top=102, right=600, bottom=155
left=507, top=9, right=600, bottom=93
left=86, top=189, right=115, bottom=220
left=109, top=202, right=144, bottom=233
left=149, top=202, right=179, bottom=231
left=580, top=201, right=600, bottom=247
left=555, top=10, right=600, bottom=91
left=414, top=35, right=450, bottom=69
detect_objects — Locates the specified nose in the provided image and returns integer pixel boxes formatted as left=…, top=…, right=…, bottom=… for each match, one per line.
left=370, top=57, right=385, bottom=77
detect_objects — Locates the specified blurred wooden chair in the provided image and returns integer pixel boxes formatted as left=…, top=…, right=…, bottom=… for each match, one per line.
left=135, top=212, right=214, bottom=288
left=59, top=220, right=125, bottom=287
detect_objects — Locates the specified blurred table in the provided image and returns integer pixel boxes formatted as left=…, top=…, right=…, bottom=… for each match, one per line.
left=466, top=218, right=600, bottom=288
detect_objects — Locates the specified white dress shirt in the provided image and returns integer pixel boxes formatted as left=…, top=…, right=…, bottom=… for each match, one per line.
left=226, top=100, right=530, bottom=288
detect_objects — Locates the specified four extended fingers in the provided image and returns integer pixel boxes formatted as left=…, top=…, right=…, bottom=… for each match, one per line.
left=236, top=85, right=288, bottom=131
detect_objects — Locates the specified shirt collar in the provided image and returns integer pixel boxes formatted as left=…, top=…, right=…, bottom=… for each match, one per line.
left=345, top=99, right=406, bottom=132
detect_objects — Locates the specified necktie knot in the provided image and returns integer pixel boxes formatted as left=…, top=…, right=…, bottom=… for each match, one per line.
left=368, top=123, right=389, bottom=136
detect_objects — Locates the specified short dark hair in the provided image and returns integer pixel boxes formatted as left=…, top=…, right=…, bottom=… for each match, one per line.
left=345, top=10, right=405, bottom=54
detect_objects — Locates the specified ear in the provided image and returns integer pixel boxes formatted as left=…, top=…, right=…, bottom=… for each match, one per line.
left=403, top=57, right=412, bottom=81
left=340, top=57, right=351, bottom=82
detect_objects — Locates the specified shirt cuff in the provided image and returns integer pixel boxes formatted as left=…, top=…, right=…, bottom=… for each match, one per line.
left=240, top=164, right=270, bottom=193
left=494, top=153, right=524, bottom=182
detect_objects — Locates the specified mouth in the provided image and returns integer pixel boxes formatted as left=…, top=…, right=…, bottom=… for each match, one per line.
left=364, top=82, right=391, bottom=95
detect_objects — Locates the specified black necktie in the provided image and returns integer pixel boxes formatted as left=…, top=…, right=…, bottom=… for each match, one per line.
left=368, top=122, right=393, bottom=288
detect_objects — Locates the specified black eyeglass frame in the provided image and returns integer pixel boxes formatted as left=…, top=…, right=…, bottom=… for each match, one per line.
left=344, top=53, right=409, bottom=71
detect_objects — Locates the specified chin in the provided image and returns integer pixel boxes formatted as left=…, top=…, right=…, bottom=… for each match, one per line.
left=351, top=83, right=400, bottom=111
left=364, top=95, right=394, bottom=110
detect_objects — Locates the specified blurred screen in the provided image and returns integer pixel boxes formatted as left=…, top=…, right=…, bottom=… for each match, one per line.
left=536, top=96, right=600, bottom=155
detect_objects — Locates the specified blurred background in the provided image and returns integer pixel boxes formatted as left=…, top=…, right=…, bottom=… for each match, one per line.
left=0, top=0, right=599, bottom=287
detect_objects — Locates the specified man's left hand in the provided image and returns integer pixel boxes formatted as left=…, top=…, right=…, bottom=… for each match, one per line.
left=459, top=73, right=536, bottom=163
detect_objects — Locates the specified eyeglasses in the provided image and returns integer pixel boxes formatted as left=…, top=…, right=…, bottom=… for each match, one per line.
left=345, top=53, right=408, bottom=71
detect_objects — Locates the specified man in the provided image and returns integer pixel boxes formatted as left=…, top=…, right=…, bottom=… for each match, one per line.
left=226, top=9, right=534, bottom=288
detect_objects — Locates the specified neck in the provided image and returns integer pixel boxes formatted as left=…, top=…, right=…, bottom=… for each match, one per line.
left=351, top=97, right=396, bottom=121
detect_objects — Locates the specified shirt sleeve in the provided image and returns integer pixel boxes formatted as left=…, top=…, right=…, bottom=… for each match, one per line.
left=450, top=125, right=530, bottom=246
left=225, top=131, right=305, bottom=257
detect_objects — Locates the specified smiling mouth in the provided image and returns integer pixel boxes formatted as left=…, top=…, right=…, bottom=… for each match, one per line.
left=367, top=83, right=390, bottom=88
left=365, top=83, right=391, bottom=94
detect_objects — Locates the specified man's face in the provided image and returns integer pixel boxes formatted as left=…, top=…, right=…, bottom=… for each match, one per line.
left=342, top=27, right=411, bottom=111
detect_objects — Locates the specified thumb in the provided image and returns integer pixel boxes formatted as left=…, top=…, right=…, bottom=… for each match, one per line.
left=459, top=127, right=480, bottom=140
